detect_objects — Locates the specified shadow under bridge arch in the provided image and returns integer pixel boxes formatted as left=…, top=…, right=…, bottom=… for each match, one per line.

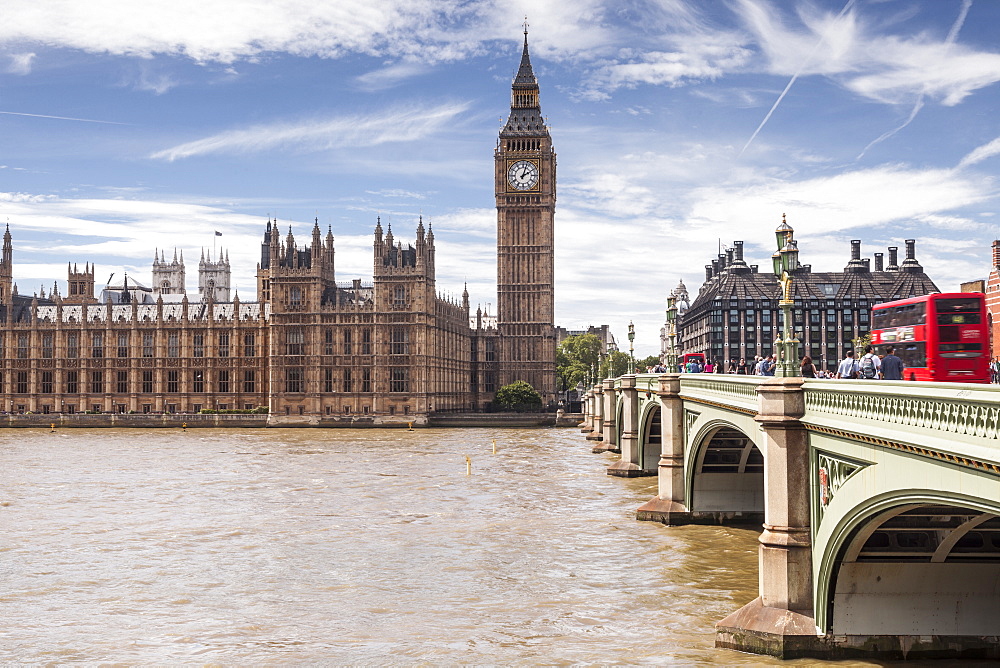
left=826, top=501, right=1000, bottom=640
left=688, top=424, right=764, bottom=525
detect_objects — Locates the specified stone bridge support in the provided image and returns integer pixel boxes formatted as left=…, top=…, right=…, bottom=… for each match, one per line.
left=608, top=375, right=643, bottom=476
left=717, top=377, right=820, bottom=658
left=637, top=374, right=691, bottom=522
left=587, top=384, right=604, bottom=442
left=597, top=378, right=618, bottom=453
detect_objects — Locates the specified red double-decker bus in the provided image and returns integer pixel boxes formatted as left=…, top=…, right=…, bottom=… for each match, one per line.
left=870, top=292, right=989, bottom=383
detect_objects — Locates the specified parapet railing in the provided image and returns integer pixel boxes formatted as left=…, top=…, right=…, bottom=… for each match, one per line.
left=802, top=379, right=1000, bottom=466
left=679, top=374, right=764, bottom=413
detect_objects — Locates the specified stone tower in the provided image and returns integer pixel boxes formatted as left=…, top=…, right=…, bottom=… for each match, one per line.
left=494, top=27, right=557, bottom=403
left=199, top=247, right=231, bottom=302
left=255, top=218, right=335, bottom=312
left=0, top=225, right=11, bottom=304
left=65, top=262, right=97, bottom=304
left=152, top=248, right=186, bottom=296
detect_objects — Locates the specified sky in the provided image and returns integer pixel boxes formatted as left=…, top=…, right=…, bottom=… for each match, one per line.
left=2, top=0, right=1000, bottom=357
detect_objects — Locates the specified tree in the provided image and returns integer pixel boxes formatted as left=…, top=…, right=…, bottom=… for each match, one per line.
left=637, top=354, right=660, bottom=371
left=556, top=333, right=603, bottom=392
left=494, top=380, right=542, bottom=411
left=599, top=350, right=632, bottom=379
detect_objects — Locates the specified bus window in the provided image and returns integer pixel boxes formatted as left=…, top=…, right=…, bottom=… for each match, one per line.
left=898, top=342, right=927, bottom=369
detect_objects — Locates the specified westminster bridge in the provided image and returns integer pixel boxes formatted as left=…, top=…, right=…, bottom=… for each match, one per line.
left=580, top=373, right=1000, bottom=660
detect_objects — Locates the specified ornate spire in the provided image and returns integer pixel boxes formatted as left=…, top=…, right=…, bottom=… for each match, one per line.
left=502, top=24, right=546, bottom=136
left=514, top=19, right=537, bottom=86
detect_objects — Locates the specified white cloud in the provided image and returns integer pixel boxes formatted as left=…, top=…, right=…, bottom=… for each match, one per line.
left=0, top=0, right=610, bottom=66
left=958, top=136, right=1000, bottom=169
left=355, top=62, right=432, bottom=91
left=150, top=101, right=472, bottom=161
left=6, top=52, right=34, bottom=75
left=738, top=0, right=1000, bottom=108
left=685, top=164, right=993, bottom=241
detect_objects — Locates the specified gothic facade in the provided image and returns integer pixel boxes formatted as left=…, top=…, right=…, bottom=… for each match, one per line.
left=0, top=33, right=556, bottom=419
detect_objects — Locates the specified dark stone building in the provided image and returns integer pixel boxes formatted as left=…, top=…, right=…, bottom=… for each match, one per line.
left=678, top=218, right=940, bottom=371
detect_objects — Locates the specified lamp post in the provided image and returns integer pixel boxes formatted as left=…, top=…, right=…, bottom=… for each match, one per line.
left=627, top=321, right=635, bottom=374
left=665, top=296, right=679, bottom=373
left=771, top=214, right=800, bottom=377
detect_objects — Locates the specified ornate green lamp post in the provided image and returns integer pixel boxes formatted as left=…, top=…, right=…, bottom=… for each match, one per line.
left=627, top=321, right=636, bottom=374
left=665, top=296, right=679, bottom=373
left=771, top=214, right=800, bottom=377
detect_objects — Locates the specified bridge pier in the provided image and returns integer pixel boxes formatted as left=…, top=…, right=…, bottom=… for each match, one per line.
left=596, top=378, right=618, bottom=453
left=586, top=384, right=604, bottom=442
left=608, top=375, right=651, bottom=477
left=636, top=374, right=693, bottom=522
left=716, top=377, right=820, bottom=658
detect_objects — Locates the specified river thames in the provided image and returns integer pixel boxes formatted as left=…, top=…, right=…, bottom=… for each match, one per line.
left=2, top=427, right=874, bottom=664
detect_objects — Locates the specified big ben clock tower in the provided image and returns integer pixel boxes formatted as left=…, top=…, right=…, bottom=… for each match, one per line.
left=495, top=26, right=556, bottom=402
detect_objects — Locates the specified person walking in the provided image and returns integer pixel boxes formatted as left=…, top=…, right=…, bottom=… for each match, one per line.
left=881, top=345, right=905, bottom=380
left=836, top=350, right=859, bottom=379
left=800, top=355, right=818, bottom=378
left=858, top=345, right=882, bottom=379
left=737, top=358, right=748, bottom=375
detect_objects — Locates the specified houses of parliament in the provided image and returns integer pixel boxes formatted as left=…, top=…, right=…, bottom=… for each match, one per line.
left=0, top=32, right=557, bottom=420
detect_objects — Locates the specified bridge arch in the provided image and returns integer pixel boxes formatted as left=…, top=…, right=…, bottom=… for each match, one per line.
left=637, top=400, right=661, bottom=472
left=818, top=492, right=1000, bottom=637
left=685, top=420, right=764, bottom=523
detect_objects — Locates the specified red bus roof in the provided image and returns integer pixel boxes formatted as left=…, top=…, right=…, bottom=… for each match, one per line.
left=872, top=292, right=984, bottom=310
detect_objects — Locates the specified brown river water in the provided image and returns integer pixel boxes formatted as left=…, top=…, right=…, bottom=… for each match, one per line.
left=2, top=427, right=882, bottom=665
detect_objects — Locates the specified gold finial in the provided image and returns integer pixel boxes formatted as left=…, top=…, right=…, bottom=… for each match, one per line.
left=782, top=212, right=786, bottom=223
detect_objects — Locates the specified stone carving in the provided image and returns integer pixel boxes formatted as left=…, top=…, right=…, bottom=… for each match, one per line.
left=816, top=451, right=866, bottom=519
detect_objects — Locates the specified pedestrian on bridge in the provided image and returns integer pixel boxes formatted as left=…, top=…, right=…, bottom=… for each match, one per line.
left=881, top=345, right=905, bottom=380
left=836, top=349, right=859, bottom=379
left=800, top=355, right=818, bottom=378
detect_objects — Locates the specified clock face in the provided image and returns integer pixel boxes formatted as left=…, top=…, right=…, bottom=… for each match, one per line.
left=507, top=160, right=539, bottom=191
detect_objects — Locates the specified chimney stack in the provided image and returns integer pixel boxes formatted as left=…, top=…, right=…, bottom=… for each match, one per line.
left=705, top=265, right=713, bottom=281
left=874, top=252, right=884, bottom=272
left=846, top=239, right=866, bottom=273
left=900, top=239, right=923, bottom=273
left=887, top=246, right=899, bottom=271
left=993, top=240, right=1000, bottom=270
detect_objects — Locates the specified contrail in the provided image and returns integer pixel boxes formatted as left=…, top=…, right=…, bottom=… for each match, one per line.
left=856, top=0, right=972, bottom=160
left=0, top=110, right=130, bottom=125
left=739, top=0, right=856, bottom=157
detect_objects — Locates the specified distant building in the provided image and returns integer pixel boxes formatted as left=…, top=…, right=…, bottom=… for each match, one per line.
left=984, top=241, right=1000, bottom=359
left=555, top=324, right=616, bottom=352
left=677, top=217, right=940, bottom=371
left=961, top=280, right=985, bottom=293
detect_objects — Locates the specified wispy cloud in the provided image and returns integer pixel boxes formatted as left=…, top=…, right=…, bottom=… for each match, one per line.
left=0, top=0, right=608, bottom=66
left=150, top=102, right=472, bottom=161
left=856, top=0, right=972, bottom=159
left=739, top=0, right=856, bottom=156
left=957, top=136, right=1000, bottom=169
left=6, top=52, right=34, bottom=75
left=355, top=62, right=432, bottom=91
left=742, top=0, right=1000, bottom=110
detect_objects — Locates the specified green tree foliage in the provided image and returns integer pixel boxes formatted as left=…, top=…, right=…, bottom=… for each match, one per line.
left=599, top=350, right=632, bottom=379
left=494, top=380, right=542, bottom=411
left=637, top=354, right=660, bottom=370
left=556, top=333, right=603, bottom=391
